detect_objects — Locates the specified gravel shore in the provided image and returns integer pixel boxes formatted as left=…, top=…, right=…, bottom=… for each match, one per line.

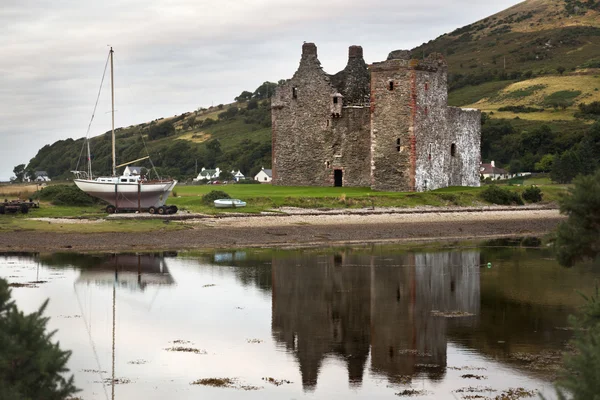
left=0, top=209, right=564, bottom=252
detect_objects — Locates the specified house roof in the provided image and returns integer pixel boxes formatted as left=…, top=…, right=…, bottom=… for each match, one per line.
left=480, top=164, right=508, bottom=175
left=199, top=169, right=217, bottom=177
left=262, top=169, right=272, bottom=177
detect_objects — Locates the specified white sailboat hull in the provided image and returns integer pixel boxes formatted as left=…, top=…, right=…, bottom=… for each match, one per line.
left=74, top=179, right=177, bottom=209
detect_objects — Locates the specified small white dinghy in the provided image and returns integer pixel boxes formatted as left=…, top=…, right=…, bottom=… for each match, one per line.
left=214, top=199, right=247, bottom=208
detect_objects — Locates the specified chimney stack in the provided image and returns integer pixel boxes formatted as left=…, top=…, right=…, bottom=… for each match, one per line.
left=302, top=42, right=317, bottom=57
left=348, top=45, right=363, bottom=59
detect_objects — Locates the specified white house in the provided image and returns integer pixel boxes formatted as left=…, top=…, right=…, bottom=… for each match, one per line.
left=123, top=166, right=143, bottom=177
left=231, top=170, right=245, bottom=182
left=193, top=167, right=221, bottom=182
left=480, top=161, right=509, bottom=181
left=34, top=171, right=51, bottom=182
left=254, top=167, right=272, bottom=183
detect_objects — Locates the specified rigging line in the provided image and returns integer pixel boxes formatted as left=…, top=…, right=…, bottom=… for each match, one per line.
left=74, top=284, right=110, bottom=400
left=76, top=51, right=111, bottom=173
left=140, top=134, right=161, bottom=180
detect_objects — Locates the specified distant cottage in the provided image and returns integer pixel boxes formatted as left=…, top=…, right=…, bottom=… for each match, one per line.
left=34, top=171, right=51, bottom=182
left=271, top=43, right=482, bottom=192
left=193, top=167, right=221, bottom=182
left=254, top=167, right=272, bottom=183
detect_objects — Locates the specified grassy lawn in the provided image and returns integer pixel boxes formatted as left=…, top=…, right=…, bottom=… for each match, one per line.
left=170, top=181, right=563, bottom=214
left=0, top=179, right=567, bottom=234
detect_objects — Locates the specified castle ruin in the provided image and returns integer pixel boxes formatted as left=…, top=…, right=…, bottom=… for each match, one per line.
left=271, top=43, right=481, bottom=192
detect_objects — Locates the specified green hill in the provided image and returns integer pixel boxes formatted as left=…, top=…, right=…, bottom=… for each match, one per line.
left=27, top=96, right=273, bottom=181
left=25, top=0, right=600, bottom=183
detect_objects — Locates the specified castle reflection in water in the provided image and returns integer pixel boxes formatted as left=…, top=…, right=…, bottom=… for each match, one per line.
left=270, top=250, right=480, bottom=390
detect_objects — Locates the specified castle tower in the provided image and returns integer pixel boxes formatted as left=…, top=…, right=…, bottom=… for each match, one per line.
left=271, top=43, right=371, bottom=188
left=369, top=51, right=480, bottom=191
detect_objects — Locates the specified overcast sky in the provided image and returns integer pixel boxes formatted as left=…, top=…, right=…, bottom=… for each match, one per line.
left=0, top=0, right=523, bottom=180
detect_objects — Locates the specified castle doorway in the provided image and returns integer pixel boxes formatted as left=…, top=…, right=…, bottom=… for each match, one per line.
left=334, top=170, right=343, bottom=187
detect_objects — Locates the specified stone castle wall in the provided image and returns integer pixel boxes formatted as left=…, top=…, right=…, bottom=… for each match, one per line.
left=272, top=43, right=371, bottom=187
left=272, top=43, right=481, bottom=192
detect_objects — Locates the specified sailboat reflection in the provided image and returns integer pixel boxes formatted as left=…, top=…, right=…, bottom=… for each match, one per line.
left=74, top=253, right=176, bottom=400
left=75, top=253, right=175, bottom=290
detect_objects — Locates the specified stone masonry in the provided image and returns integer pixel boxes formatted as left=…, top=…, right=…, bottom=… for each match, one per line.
left=271, top=43, right=481, bottom=191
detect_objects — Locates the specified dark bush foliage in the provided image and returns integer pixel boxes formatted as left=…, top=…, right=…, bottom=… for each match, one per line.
left=522, top=186, right=543, bottom=203
left=555, top=170, right=600, bottom=267
left=498, top=105, right=544, bottom=113
left=0, top=279, right=79, bottom=399
left=236, top=179, right=260, bottom=184
left=202, top=190, right=231, bottom=205
left=480, top=185, right=524, bottom=205
left=33, top=185, right=99, bottom=206
left=575, top=101, right=600, bottom=120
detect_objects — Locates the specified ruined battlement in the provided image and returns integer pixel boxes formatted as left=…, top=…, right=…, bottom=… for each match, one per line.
left=302, top=42, right=318, bottom=57
left=371, top=51, right=447, bottom=73
left=348, top=45, right=363, bottom=58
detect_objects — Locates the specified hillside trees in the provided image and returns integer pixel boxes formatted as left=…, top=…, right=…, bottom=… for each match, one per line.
left=234, top=91, right=253, bottom=102
left=551, top=122, right=600, bottom=182
left=554, top=169, right=600, bottom=266
left=12, top=164, right=25, bottom=182
left=252, top=82, right=278, bottom=100
left=148, top=120, right=175, bottom=140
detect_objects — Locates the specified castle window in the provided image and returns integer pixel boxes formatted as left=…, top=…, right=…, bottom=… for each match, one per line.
left=292, top=87, right=298, bottom=99
left=333, top=97, right=338, bottom=104
left=326, top=119, right=330, bottom=127
left=424, top=106, right=428, bottom=116
left=388, top=81, right=394, bottom=91
left=451, top=143, right=456, bottom=157
left=396, top=138, right=401, bottom=152
left=428, top=143, right=433, bottom=160
left=326, top=161, right=331, bottom=169
left=425, top=82, right=429, bottom=91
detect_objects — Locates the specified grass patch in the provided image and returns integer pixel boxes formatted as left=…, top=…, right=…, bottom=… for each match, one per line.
left=0, top=184, right=39, bottom=199
left=503, top=84, right=547, bottom=100
left=543, top=90, right=582, bottom=108
left=0, top=218, right=188, bottom=233
left=448, top=80, right=514, bottom=107
left=170, top=185, right=487, bottom=213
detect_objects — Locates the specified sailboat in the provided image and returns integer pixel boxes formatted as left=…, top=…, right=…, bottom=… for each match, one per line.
left=73, top=48, right=177, bottom=214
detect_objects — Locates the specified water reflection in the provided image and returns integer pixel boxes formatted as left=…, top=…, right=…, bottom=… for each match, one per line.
left=74, top=253, right=175, bottom=291
left=1, top=243, right=595, bottom=399
left=271, top=250, right=480, bottom=389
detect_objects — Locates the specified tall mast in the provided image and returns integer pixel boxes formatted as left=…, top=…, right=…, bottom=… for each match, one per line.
left=110, top=47, right=116, bottom=177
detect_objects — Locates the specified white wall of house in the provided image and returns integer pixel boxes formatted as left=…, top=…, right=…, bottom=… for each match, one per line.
left=254, top=169, right=272, bottom=183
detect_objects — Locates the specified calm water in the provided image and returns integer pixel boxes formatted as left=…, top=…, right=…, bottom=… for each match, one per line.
left=1, top=240, right=598, bottom=400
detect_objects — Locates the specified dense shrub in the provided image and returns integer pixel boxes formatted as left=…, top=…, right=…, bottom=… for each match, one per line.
left=0, top=279, right=79, bottom=399
left=202, top=190, right=231, bottom=205
left=575, top=101, right=600, bottom=120
left=480, top=185, right=524, bottom=205
left=498, top=105, right=544, bottom=113
left=522, top=186, right=543, bottom=203
left=33, top=185, right=99, bottom=206
left=236, top=179, right=260, bottom=184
